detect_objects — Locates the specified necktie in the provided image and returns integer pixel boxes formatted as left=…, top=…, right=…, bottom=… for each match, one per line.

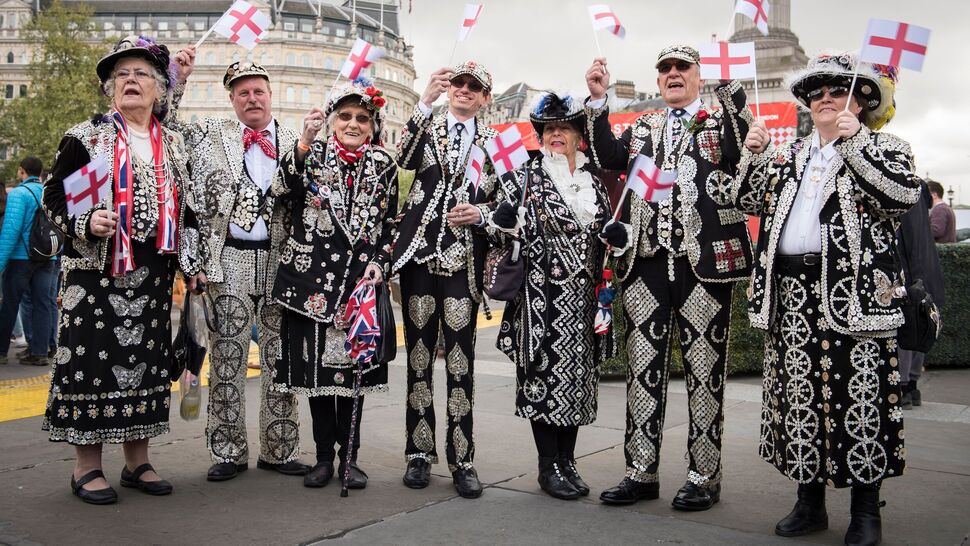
left=670, top=108, right=687, bottom=148
left=243, top=127, right=277, bottom=160
left=449, top=122, right=465, bottom=174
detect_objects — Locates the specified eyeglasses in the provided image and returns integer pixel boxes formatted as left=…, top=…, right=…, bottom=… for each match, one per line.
left=658, top=61, right=693, bottom=74
left=337, top=112, right=372, bottom=124
left=115, top=69, right=155, bottom=81
left=806, top=85, right=849, bottom=102
left=450, top=77, right=484, bottom=93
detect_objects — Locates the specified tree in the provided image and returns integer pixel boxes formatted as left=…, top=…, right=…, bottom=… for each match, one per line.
left=0, top=1, right=109, bottom=181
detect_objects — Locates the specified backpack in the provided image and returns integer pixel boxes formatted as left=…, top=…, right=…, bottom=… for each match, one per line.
left=22, top=185, right=64, bottom=262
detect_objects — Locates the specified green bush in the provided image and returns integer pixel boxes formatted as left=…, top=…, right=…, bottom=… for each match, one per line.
left=601, top=243, right=970, bottom=377
left=397, top=169, right=415, bottom=211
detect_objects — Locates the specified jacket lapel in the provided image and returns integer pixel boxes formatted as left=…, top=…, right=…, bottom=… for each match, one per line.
left=223, top=121, right=245, bottom=184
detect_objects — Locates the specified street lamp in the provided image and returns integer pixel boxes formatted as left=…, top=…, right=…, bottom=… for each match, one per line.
left=947, top=185, right=955, bottom=207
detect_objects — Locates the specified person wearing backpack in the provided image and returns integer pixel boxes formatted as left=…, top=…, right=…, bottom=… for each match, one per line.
left=0, top=156, right=58, bottom=366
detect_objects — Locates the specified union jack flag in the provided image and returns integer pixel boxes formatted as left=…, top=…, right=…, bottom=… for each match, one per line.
left=111, top=111, right=135, bottom=276
left=343, top=278, right=381, bottom=363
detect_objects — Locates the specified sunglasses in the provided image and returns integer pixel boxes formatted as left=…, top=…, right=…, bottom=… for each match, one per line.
left=337, top=112, right=372, bottom=124
left=658, top=61, right=693, bottom=74
left=806, top=85, right=849, bottom=102
left=450, top=77, right=484, bottom=93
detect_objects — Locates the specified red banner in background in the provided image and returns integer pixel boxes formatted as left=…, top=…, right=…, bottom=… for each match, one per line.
left=492, top=101, right=799, bottom=150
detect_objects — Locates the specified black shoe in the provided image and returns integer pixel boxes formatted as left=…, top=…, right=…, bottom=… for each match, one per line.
left=775, top=483, right=828, bottom=537
left=20, top=354, right=50, bottom=366
left=48, top=347, right=56, bottom=358
left=16, top=348, right=30, bottom=359
left=120, top=463, right=173, bottom=495
left=900, top=391, right=913, bottom=410
left=338, top=462, right=368, bottom=489
left=538, top=457, right=579, bottom=500
left=845, top=484, right=884, bottom=546
left=557, top=456, right=589, bottom=496
left=672, top=481, right=720, bottom=511
left=599, top=477, right=660, bottom=505
left=452, top=467, right=483, bottom=499
left=257, top=459, right=311, bottom=476
left=403, top=458, right=431, bottom=489
left=206, top=462, right=248, bottom=482
left=71, top=469, right=118, bottom=505
left=910, top=388, right=922, bottom=407
left=304, top=462, right=334, bottom=488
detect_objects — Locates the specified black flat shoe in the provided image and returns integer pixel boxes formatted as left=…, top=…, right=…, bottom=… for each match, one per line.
left=71, top=469, right=118, bottom=505
left=599, top=477, right=660, bottom=505
left=206, top=462, right=248, bottom=482
left=304, top=462, right=334, bottom=488
left=558, top=457, right=589, bottom=497
left=538, top=457, right=579, bottom=500
left=452, top=467, right=483, bottom=499
left=120, top=463, right=173, bottom=496
left=775, top=483, right=828, bottom=537
left=403, top=458, right=431, bottom=489
left=672, top=481, right=720, bottom=511
left=338, top=462, right=368, bottom=489
left=257, top=459, right=311, bottom=476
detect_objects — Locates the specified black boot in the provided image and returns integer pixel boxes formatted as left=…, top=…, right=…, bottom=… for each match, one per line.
left=775, top=482, right=828, bottom=537
left=537, top=457, right=579, bottom=500
left=557, top=455, right=589, bottom=496
left=845, top=483, right=884, bottom=546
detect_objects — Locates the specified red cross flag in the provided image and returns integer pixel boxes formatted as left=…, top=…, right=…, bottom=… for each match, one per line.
left=457, top=4, right=484, bottom=42
left=626, top=154, right=677, bottom=203
left=735, top=0, right=770, bottom=36
left=699, top=41, right=757, bottom=81
left=213, top=0, right=271, bottom=51
left=860, top=18, right=930, bottom=72
left=464, top=145, right=487, bottom=194
left=341, top=38, right=385, bottom=81
left=484, top=126, right=530, bottom=178
left=63, top=155, right=111, bottom=218
left=588, top=5, right=626, bottom=39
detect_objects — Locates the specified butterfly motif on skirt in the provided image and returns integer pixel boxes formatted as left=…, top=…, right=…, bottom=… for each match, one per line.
left=114, top=324, right=145, bottom=346
left=108, top=294, right=150, bottom=317
left=113, top=266, right=151, bottom=289
left=111, top=362, right=147, bottom=390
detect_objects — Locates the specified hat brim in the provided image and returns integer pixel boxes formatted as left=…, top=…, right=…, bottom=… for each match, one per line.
left=96, top=48, right=162, bottom=84
left=224, top=73, right=270, bottom=90
left=529, top=111, right=586, bottom=139
left=787, top=69, right=882, bottom=111
left=655, top=54, right=699, bottom=69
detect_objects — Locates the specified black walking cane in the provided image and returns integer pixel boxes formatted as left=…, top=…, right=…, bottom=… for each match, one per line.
left=340, top=358, right=364, bottom=498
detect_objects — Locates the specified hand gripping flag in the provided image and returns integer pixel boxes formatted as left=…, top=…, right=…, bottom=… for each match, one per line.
left=699, top=41, right=757, bottom=81
left=627, top=154, right=677, bottom=203
left=341, top=38, right=386, bottom=81
left=588, top=5, right=626, bottom=39
left=860, top=18, right=930, bottom=72
left=63, top=155, right=110, bottom=218
left=594, top=268, right=616, bottom=336
left=213, top=0, right=271, bottom=51
left=735, top=0, right=770, bottom=36
left=343, top=278, right=381, bottom=363
left=464, top=145, right=487, bottom=194
left=457, top=4, right=483, bottom=42
left=484, top=125, right=530, bottom=178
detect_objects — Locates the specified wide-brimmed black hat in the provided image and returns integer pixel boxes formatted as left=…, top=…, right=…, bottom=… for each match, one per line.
left=529, top=93, right=585, bottom=138
left=97, top=34, right=174, bottom=90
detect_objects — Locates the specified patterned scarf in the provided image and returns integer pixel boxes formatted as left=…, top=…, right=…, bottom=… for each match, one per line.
left=332, top=136, right=371, bottom=188
left=111, top=110, right=179, bottom=277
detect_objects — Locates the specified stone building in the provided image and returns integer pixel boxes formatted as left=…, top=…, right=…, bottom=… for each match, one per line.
left=0, top=0, right=419, bottom=161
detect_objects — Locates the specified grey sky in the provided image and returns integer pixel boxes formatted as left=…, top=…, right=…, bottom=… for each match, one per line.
left=395, top=0, right=968, bottom=202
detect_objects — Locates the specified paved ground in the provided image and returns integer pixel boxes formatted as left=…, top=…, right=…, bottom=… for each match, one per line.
left=1, top=319, right=968, bottom=545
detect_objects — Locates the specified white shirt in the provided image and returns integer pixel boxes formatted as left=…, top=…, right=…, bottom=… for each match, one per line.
left=229, top=119, right=276, bottom=241
left=778, top=131, right=837, bottom=255
left=127, top=127, right=153, bottom=163
left=665, top=97, right=702, bottom=145
left=417, top=102, right=476, bottom=162
left=541, top=149, right=598, bottom=226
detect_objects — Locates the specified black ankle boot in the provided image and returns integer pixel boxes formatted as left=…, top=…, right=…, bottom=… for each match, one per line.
left=775, top=482, right=828, bottom=537
left=557, top=455, right=589, bottom=496
left=845, top=483, right=884, bottom=546
left=537, top=457, right=579, bottom=500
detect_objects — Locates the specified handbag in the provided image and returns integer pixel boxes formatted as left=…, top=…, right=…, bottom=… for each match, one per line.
left=171, top=289, right=214, bottom=380
left=375, top=280, right=397, bottom=362
left=895, top=229, right=942, bottom=353
left=484, top=168, right=530, bottom=301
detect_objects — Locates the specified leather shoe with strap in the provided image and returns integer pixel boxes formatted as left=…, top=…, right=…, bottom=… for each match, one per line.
left=599, top=477, right=660, bottom=505
left=120, top=463, right=173, bottom=495
left=672, top=481, right=720, bottom=511
left=304, top=462, right=334, bottom=488
left=71, top=469, right=118, bottom=505
left=537, top=457, right=579, bottom=500
left=257, top=459, right=311, bottom=476
left=207, top=462, right=248, bottom=482
left=452, top=467, right=483, bottom=499
left=557, top=456, right=589, bottom=496
left=403, top=458, right=431, bottom=489
left=775, top=482, right=828, bottom=537
left=338, top=462, right=368, bottom=490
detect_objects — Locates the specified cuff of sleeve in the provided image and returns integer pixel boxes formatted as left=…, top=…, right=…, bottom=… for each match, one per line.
left=714, top=79, right=743, bottom=100
left=74, top=206, right=99, bottom=242
left=417, top=101, right=433, bottom=118
left=835, top=125, right=872, bottom=156
left=586, top=96, right=608, bottom=110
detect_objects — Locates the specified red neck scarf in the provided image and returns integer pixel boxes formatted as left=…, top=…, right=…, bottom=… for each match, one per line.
left=243, top=127, right=277, bottom=159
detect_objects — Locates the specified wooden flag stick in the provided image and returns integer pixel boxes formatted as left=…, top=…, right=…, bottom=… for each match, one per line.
left=448, top=39, right=460, bottom=67
left=325, top=73, right=343, bottom=106
left=592, top=28, right=604, bottom=58
left=753, top=70, right=762, bottom=120
left=194, top=25, right=216, bottom=49
left=843, top=64, right=861, bottom=112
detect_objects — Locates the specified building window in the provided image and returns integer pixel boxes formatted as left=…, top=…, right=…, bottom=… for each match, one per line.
left=206, top=85, right=213, bottom=100
left=190, top=86, right=199, bottom=100
left=335, top=27, right=346, bottom=38
left=324, top=57, right=333, bottom=70
left=6, top=52, right=13, bottom=64
left=285, top=53, right=295, bottom=66
left=320, top=25, right=331, bottom=35
left=157, top=21, right=168, bottom=31
left=301, top=22, right=313, bottom=33
left=19, top=84, right=27, bottom=97
left=0, top=16, right=4, bottom=28
left=193, top=20, right=206, bottom=31
left=301, top=88, right=310, bottom=103
left=205, top=51, right=215, bottom=65
left=283, top=22, right=295, bottom=31
left=286, top=87, right=295, bottom=102
left=5, top=85, right=13, bottom=99
left=302, top=54, right=311, bottom=67
left=122, top=21, right=133, bottom=31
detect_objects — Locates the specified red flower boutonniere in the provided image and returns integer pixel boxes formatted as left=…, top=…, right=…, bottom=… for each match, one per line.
left=684, top=109, right=710, bottom=134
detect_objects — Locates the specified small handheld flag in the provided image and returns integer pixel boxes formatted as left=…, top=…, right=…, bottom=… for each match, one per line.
left=735, top=0, right=770, bottom=36
left=484, top=126, right=530, bottom=178
left=341, top=38, right=386, bottom=81
left=859, top=18, right=930, bottom=72
left=210, top=1, right=271, bottom=51
left=464, top=145, right=487, bottom=194
left=63, top=156, right=110, bottom=218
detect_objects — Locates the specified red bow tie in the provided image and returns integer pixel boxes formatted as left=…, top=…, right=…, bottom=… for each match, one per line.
left=243, top=127, right=277, bottom=159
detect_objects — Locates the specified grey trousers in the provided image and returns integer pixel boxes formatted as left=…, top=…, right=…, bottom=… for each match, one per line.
left=897, top=349, right=925, bottom=385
